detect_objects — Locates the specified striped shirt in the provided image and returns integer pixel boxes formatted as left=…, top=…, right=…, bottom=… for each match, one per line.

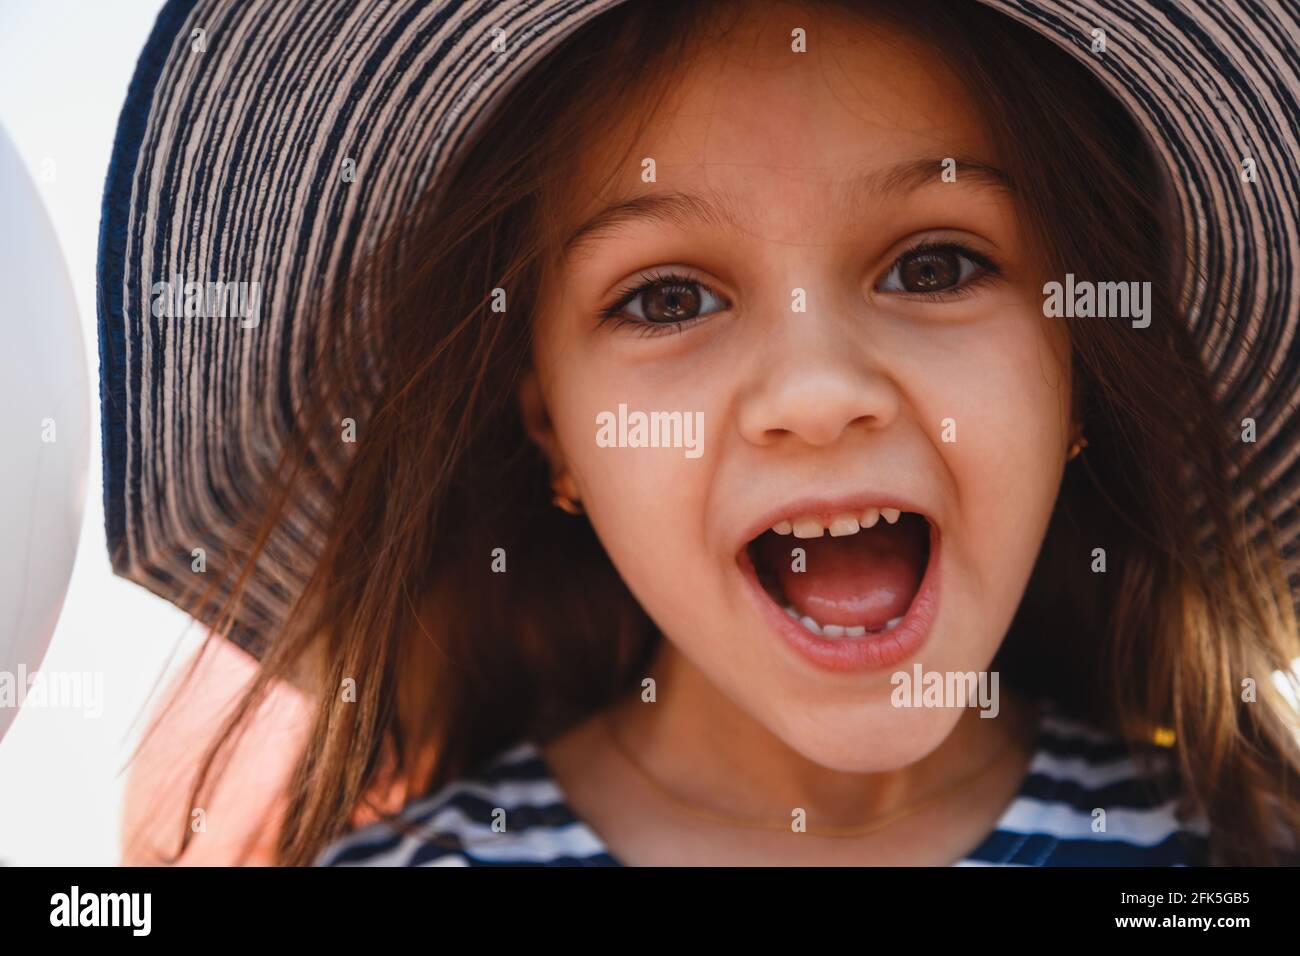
left=315, top=702, right=1211, bottom=866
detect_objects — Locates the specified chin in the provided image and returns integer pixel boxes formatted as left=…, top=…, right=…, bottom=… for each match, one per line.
left=759, top=688, right=970, bottom=774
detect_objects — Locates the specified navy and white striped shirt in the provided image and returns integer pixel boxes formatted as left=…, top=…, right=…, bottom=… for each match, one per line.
left=315, top=702, right=1210, bottom=866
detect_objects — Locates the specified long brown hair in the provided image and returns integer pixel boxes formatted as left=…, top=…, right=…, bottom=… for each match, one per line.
left=155, top=0, right=1299, bottom=865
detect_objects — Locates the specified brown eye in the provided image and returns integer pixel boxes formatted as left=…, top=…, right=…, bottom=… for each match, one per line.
left=876, top=243, right=992, bottom=297
left=899, top=250, right=962, bottom=292
left=642, top=282, right=702, bottom=323
left=605, top=273, right=729, bottom=329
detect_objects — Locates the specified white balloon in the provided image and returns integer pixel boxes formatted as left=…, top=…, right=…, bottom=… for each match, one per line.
left=0, top=123, right=89, bottom=743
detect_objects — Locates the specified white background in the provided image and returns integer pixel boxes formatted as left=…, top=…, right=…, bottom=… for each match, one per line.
left=0, top=0, right=199, bottom=866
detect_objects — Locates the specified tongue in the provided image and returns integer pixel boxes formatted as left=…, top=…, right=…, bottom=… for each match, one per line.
left=757, top=520, right=927, bottom=629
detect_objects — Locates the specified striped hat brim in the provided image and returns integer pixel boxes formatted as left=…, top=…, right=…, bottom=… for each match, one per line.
left=97, top=0, right=1300, bottom=654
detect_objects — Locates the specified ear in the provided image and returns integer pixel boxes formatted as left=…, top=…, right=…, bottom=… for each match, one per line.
left=517, top=366, right=566, bottom=475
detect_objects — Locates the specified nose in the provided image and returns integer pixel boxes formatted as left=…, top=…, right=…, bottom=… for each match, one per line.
left=736, top=301, right=902, bottom=449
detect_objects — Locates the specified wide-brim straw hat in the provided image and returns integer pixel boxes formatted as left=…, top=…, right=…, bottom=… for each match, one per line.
left=98, top=0, right=1300, bottom=656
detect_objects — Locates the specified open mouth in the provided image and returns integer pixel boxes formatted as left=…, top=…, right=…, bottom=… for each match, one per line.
left=745, top=509, right=932, bottom=640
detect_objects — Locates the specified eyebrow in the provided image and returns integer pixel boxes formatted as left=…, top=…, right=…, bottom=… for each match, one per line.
left=562, top=156, right=1013, bottom=256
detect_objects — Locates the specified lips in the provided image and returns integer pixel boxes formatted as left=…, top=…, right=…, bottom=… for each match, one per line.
left=733, top=497, right=940, bottom=673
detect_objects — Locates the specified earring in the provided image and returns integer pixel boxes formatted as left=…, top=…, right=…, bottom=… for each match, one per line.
left=551, top=473, right=583, bottom=514
left=1067, top=425, right=1088, bottom=460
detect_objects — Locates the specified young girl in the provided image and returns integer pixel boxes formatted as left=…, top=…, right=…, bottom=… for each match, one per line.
left=106, top=0, right=1300, bottom=866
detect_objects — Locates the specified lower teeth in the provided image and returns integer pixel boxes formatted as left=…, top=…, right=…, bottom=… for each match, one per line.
left=782, top=604, right=902, bottom=639
left=756, top=569, right=903, bottom=640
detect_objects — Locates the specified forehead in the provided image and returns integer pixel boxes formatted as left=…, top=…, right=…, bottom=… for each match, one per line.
left=558, top=2, right=1003, bottom=246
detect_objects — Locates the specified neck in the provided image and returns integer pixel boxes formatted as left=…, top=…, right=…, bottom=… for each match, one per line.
left=607, top=640, right=1035, bottom=826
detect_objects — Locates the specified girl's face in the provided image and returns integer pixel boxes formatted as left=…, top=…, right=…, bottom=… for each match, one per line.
left=522, top=1, right=1072, bottom=771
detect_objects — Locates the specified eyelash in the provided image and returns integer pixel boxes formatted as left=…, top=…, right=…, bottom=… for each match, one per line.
left=596, top=241, right=1001, bottom=337
left=597, top=269, right=721, bottom=337
left=880, top=241, right=1001, bottom=301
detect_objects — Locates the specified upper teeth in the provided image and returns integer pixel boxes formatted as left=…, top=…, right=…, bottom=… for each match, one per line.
left=772, top=507, right=902, bottom=538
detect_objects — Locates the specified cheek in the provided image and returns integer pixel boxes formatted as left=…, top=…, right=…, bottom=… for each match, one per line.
left=907, top=311, right=1069, bottom=596
left=541, top=353, right=722, bottom=630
